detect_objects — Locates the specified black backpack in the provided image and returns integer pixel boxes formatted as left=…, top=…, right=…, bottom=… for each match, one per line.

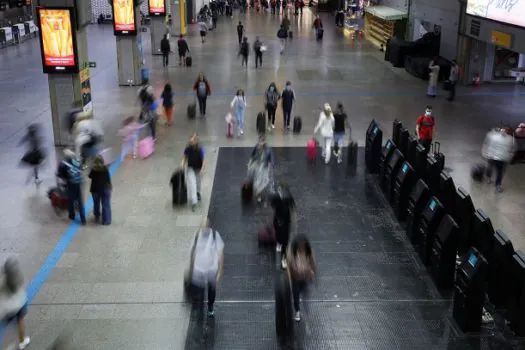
left=139, top=86, right=153, bottom=104
left=4, top=258, right=23, bottom=293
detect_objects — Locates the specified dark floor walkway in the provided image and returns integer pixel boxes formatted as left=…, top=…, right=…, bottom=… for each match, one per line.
left=186, top=147, right=525, bottom=349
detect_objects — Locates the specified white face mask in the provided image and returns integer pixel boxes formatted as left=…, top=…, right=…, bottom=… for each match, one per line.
left=425, top=110, right=432, bottom=116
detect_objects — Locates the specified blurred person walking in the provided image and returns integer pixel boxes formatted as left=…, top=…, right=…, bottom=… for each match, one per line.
left=239, top=37, right=249, bottom=67
left=89, top=155, right=112, bottom=225
left=281, top=81, right=295, bottom=130
left=271, top=184, right=296, bottom=269
left=19, top=124, right=46, bottom=185
left=182, top=133, right=206, bottom=211
left=265, top=82, right=280, bottom=130
left=231, top=89, right=247, bottom=135
left=482, top=127, right=515, bottom=192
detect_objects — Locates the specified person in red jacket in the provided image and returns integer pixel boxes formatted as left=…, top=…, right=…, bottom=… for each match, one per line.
left=416, top=105, right=435, bottom=153
left=193, top=73, right=211, bottom=117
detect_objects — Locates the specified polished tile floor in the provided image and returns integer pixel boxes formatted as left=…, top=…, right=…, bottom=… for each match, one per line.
left=0, top=6, right=524, bottom=349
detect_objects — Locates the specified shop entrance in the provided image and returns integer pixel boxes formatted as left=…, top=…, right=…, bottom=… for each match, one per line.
left=493, top=47, right=519, bottom=80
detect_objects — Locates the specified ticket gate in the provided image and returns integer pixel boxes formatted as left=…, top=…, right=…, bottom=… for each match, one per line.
left=487, top=230, right=514, bottom=309
left=379, top=139, right=396, bottom=190
left=398, top=128, right=410, bottom=157
left=430, top=214, right=459, bottom=289
left=507, top=251, right=525, bottom=335
left=413, top=144, right=428, bottom=176
left=383, top=149, right=404, bottom=202
left=437, top=171, right=455, bottom=214
left=453, top=248, right=488, bottom=332
left=366, top=119, right=378, bottom=138
left=425, top=154, right=443, bottom=194
left=405, top=179, right=431, bottom=244
left=392, top=119, right=403, bottom=147
left=405, top=135, right=418, bottom=167
left=416, top=197, right=445, bottom=266
left=392, top=161, right=417, bottom=220
left=453, top=187, right=475, bottom=255
left=471, top=209, right=494, bottom=262
left=365, top=123, right=383, bottom=174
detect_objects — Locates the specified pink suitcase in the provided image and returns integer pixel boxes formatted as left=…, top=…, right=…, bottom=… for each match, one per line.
left=307, top=139, right=317, bottom=160
left=138, top=137, right=155, bottom=159
left=225, top=113, right=234, bottom=138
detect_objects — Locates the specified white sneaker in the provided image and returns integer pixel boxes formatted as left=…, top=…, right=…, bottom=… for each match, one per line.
left=19, top=337, right=31, bottom=349
left=281, top=259, right=287, bottom=269
left=325, top=159, right=330, bottom=165
left=294, top=311, right=301, bottom=322
left=276, top=243, right=282, bottom=253
left=271, top=124, right=275, bottom=129
left=240, top=129, right=244, bottom=135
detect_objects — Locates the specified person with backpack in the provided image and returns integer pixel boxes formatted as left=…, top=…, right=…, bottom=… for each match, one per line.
left=236, top=21, right=244, bottom=45
left=177, top=34, right=190, bottom=66
left=57, top=149, right=86, bottom=225
left=160, top=34, right=171, bottom=67
left=265, top=82, right=280, bottom=130
left=281, top=81, right=295, bottom=130
left=231, top=89, right=247, bottom=136
left=277, top=24, right=288, bottom=54
left=181, top=133, right=206, bottom=211
left=313, top=15, right=323, bottom=40
left=193, top=73, right=211, bottom=117
left=253, top=36, right=263, bottom=68
left=415, top=105, right=435, bottom=153
left=1, top=257, right=31, bottom=349
left=239, top=37, right=249, bottom=67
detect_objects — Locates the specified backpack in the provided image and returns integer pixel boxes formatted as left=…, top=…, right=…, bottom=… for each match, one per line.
left=277, top=29, right=287, bottom=39
left=241, top=42, right=249, bottom=55
left=139, top=85, right=153, bottom=104
left=4, top=258, right=23, bottom=293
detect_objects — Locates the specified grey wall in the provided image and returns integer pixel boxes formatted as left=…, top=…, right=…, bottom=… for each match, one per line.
left=379, top=0, right=408, bottom=12
left=409, top=0, right=461, bottom=60
left=464, top=15, right=525, bottom=55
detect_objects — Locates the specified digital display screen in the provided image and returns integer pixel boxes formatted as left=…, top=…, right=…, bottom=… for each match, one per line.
left=402, top=163, right=408, bottom=173
left=373, top=126, right=378, bottom=135
left=467, top=0, right=525, bottom=28
left=468, top=254, right=478, bottom=267
left=112, top=0, right=137, bottom=35
left=429, top=199, right=436, bottom=211
left=148, top=0, right=166, bottom=15
left=37, top=7, right=79, bottom=74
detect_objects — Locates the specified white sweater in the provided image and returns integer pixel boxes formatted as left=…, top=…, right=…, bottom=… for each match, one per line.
left=314, top=112, right=335, bottom=138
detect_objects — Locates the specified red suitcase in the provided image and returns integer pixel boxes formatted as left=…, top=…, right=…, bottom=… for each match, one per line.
left=307, top=138, right=316, bottom=160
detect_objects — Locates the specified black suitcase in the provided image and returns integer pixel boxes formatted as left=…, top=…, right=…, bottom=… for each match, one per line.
left=275, top=270, right=294, bottom=342
left=347, top=141, right=358, bottom=165
left=293, top=116, right=302, bottom=134
left=170, top=170, right=187, bottom=205
left=471, top=164, right=485, bottom=182
left=288, top=31, right=293, bottom=39
left=430, top=142, right=445, bottom=170
left=187, top=102, right=196, bottom=119
left=317, top=28, right=324, bottom=40
left=185, top=56, right=192, bottom=67
left=241, top=180, right=253, bottom=203
left=256, top=111, right=266, bottom=134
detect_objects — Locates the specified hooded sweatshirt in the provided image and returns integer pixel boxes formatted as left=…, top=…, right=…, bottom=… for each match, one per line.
left=314, top=111, right=335, bottom=138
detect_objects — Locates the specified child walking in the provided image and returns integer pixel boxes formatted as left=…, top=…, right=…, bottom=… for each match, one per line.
left=118, top=116, right=145, bottom=160
left=161, top=83, right=174, bottom=126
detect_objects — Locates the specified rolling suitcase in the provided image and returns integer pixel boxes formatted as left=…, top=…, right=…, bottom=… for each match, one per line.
left=471, top=164, right=485, bottom=182
left=185, top=56, right=192, bottom=67
left=187, top=102, right=196, bottom=119
left=430, top=141, right=445, bottom=170
left=170, top=169, right=187, bottom=205
left=293, top=116, right=302, bottom=134
left=275, top=270, right=294, bottom=342
left=256, top=111, right=266, bottom=134
left=307, top=138, right=317, bottom=160
left=258, top=223, right=276, bottom=245
left=138, top=136, right=155, bottom=159
left=347, top=141, right=358, bottom=165
left=225, top=113, right=234, bottom=138
left=288, top=31, right=293, bottom=39
left=241, top=180, right=253, bottom=203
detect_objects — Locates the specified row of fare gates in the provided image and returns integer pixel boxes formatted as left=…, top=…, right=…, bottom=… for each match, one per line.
left=364, top=119, right=525, bottom=336
left=0, top=20, right=37, bottom=48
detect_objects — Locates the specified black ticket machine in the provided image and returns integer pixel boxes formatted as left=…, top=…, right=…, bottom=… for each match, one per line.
left=398, top=128, right=410, bottom=157
left=437, top=171, right=455, bottom=214
left=365, top=123, right=383, bottom=174
left=471, top=209, right=495, bottom=262
left=487, top=230, right=514, bottom=309
left=453, top=247, right=488, bottom=333
left=379, top=139, right=396, bottom=190
left=453, top=187, right=475, bottom=255
left=392, top=161, right=417, bottom=220
left=405, top=179, right=431, bottom=244
left=392, top=119, right=403, bottom=147
left=384, top=149, right=404, bottom=203
left=507, top=250, right=525, bottom=335
left=416, top=196, right=445, bottom=266
left=430, top=214, right=459, bottom=289
left=413, top=143, right=428, bottom=176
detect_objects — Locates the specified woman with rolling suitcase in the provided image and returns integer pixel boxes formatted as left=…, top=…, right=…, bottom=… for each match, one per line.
left=248, top=136, right=273, bottom=204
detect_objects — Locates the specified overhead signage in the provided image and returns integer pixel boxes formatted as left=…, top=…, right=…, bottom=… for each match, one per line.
left=36, top=7, right=79, bottom=74
left=467, top=0, right=525, bottom=29
left=148, top=0, right=166, bottom=16
left=112, top=0, right=137, bottom=36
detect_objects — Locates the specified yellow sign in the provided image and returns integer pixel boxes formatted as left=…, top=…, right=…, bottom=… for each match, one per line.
left=79, top=68, right=89, bottom=83
left=491, top=31, right=512, bottom=49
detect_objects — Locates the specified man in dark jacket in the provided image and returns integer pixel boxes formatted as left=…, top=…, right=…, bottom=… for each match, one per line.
left=253, top=36, right=263, bottom=68
left=177, top=34, right=190, bottom=65
left=237, top=21, right=244, bottom=45
left=239, top=37, right=249, bottom=67
left=160, top=34, right=171, bottom=67
left=281, top=81, right=295, bottom=130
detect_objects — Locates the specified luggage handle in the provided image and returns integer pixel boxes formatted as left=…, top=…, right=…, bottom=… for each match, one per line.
left=432, top=141, right=440, bottom=154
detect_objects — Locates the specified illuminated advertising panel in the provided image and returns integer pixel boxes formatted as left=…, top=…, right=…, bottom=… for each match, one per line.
left=467, top=0, right=525, bottom=29
left=112, top=0, right=137, bottom=36
left=148, top=0, right=166, bottom=16
left=37, top=7, right=79, bottom=74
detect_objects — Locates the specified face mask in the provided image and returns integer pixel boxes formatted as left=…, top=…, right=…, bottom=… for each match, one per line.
left=286, top=85, right=290, bottom=90
left=425, top=110, right=431, bottom=116
left=270, top=87, right=274, bottom=92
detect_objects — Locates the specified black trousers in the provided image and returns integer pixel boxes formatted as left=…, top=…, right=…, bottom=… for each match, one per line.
left=238, top=33, right=243, bottom=45
left=448, top=82, right=456, bottom=100
left=67, top=183, right=86, bottom=223
left=275, top=220, right=290, bottom=261
left=241, top=54, right=248, bottom=66
left=282, top=106, right=292, bottom=127
left=255, top=52, right=263, bottom=68
left=197, top=96, right=207, bottom=115
left=192, top=282, right=216, bottom=312
left=418, top=138, right=432, bottom=154
left=267, top=105, right=276, bottom=125
left=162, top=53, right=169, bottom=66
left=291, top=278, right=306, bottom=312
left=486, top=159, right=506, bottom=187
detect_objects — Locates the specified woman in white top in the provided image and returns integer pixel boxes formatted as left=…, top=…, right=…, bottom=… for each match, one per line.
left=231, top=89, right=247, bottom=136
left=314, top=103, right=335, bottom=164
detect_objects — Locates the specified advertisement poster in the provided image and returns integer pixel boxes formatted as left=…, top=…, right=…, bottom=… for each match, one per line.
left=80, top=68, right=93, bottom=112
left=37, top=8, right=77, bottom=73
left=149, top=0, right=166, bottom=15
left=467, top=0, right=525, bottom=28
left=112, top=0, right=136, bottom=35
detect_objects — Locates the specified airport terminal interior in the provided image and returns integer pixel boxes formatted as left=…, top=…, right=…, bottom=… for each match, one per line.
left=2, top=3, right=525, bottom=350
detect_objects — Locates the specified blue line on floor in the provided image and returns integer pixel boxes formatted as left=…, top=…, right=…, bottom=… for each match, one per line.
left=0, top=155, right=124, bottom=344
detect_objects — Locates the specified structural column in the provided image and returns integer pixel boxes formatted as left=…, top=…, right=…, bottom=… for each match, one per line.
left=170, top=0, right=187, bottom=35
left=115, top=4, right=143, bottom=86
left=150, top=16, right=165, bottom=55
left=40, top=0, right=92, bottom=147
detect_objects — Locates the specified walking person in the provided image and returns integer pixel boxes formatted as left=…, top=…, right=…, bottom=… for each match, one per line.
left=277, top=25, right=288, bottom=54
left=181, top=133, right=206, bottom=211
left=161, top=83, right=175, bottom=126
left=160, top=34, right=171, bottom=67
left=89, top=155, right=112, bottom=225
left=287, top=234, right=316, bottom=322
left=231, top=89, right=247, bottom=136
left=482, top=128, right=515, bottom=192
left=0, top=257, right=31, bottom=349
left=427, top=57, right=440, bottom=97
left=199, top=19, right=208, bottom=43
left=313, top=15, right=323, bottom=40
left=416, top=105, right=435, bottom=153
left=265, top=82, right=280, bottom=130
left=137, top=78, right=157, bottom=139
left=239, top=37, right=249, bottom=67
left=314, top=103, right=335, bottom=164
left=253, top=36, right=263, bottom=68
left=57, top=149, right=86, bottom=225
left=177, top=34, right=190, bottom=65
left=193, top=73, right=211, bottom=117
left=271, top=184, right=296, bottom=269
left=19, top=124, right=46, bottom=185
left=447, top=59, right=459, bottom=101
left=281, top=81, right=295, bottom=131
left=248, top=136, right=273, bottom=204
left=332, top=102, right=350, bottom=164
left=237, top=21, right=244, bottom=45
left=281, top=15, right=290, bottom=34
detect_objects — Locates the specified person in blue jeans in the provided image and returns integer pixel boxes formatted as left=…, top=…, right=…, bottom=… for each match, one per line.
left=57, top=149, right=86, bottom=225
left=89, top=155, right=112, bottom=225
left=230, top=89, right=247, bottom=136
